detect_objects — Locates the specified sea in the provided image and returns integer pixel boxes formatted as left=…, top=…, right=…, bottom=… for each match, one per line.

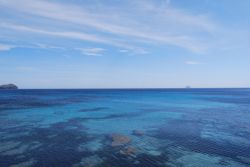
left=0, top=89, right=250, bottom=167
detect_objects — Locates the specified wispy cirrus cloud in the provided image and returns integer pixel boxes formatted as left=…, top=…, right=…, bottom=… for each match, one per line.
left=119, top=49, right=129, bottom=53
left=0, top=22, right=147, bottom=55
left=78, top=48, right=105, bottom=57
left=0, top=0, right=218, bottom=53
left=0, top=44, right=15, bottom=51
left=185, top=61, right=201, bottom=65
left=0, top=23, right=114, bottom=45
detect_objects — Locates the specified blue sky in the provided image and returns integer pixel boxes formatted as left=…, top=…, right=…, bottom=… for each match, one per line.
left=0, top=0, right=250, bottom=88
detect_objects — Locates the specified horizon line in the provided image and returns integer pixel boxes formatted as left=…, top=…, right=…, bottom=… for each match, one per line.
left=2, top=87, right=250, bottom=90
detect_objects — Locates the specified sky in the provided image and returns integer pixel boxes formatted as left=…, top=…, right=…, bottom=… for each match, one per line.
left=0, top=0, right=250, bottom=88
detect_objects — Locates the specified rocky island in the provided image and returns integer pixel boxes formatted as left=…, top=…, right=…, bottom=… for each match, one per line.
left=0, top=84, right=18, bottom=89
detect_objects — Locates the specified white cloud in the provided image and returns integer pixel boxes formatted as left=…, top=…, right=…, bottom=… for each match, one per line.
left=118, top=48, right=149, bottom=55
left=0, top=44, right=15, bottom=51
left=78, top=48, right=105, bottom=56
left=0, top=23, right=112, bottom=44
left=185, top=61, right=201, bottom=65
left=130, top=48, right=149, bottom=55
left=35, top=43, right=64, bottom=50
left=0, top=23, right=146, bottom=53
left=0, top=0, right=217, bottom=53
left=119, top=49, right=129, bottom=53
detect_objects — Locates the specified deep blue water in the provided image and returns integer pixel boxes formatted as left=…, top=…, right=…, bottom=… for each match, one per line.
left=0, top=89, right=250, bottom=167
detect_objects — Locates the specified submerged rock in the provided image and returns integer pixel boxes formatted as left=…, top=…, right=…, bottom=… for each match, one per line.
left=120, top=146, right=137, bottom=156
left=0, top=84, right=18, bottom=89
left=110, top=133, right=131, bottom=147
left=132, top=130, right=144, bottom=136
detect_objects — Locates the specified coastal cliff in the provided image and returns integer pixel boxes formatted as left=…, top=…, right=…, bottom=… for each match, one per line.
left=0, top=84, right=18, bottom=89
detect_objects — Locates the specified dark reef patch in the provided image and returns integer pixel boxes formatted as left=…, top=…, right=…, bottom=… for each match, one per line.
left=79, top=107, right=109, bottom=112
left=0, top=95, right=99, bottom=112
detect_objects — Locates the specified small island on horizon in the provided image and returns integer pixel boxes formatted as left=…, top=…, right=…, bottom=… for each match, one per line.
left=0, top=84, right=18, bottom=90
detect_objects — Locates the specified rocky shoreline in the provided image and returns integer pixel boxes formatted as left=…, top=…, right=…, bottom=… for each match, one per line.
left=0, top=84, right=18, bottom=89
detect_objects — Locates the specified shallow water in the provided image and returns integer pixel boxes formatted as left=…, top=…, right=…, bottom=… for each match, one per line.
left=0, top=89, right=250, bottom=167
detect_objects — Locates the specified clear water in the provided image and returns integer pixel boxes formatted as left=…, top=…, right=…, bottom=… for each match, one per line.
left=0, top=89, right=250, bottom=167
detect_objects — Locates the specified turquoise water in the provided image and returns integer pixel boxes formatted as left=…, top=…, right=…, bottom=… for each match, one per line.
left=0, top=89, right=250, bottom=167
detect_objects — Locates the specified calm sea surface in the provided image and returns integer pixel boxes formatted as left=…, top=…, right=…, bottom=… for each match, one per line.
left=0, top=89, right=250, bottom=167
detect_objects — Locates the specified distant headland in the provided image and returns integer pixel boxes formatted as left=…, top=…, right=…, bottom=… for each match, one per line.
left=0, top=84, right=18, bottom=89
